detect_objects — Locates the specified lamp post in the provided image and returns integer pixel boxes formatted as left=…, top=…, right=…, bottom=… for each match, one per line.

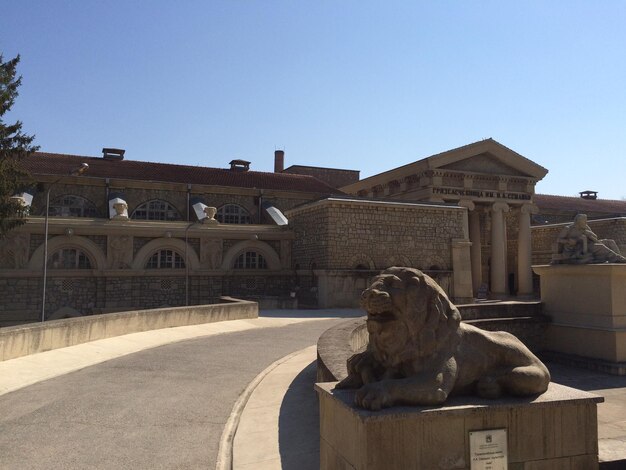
left=41, top=163, right=89, bottom=322
left=184, top=222, right=195, bottom=307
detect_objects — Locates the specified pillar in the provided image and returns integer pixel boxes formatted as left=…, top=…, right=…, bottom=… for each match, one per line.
left=490, top=202, right=509, bottom=295
left=451, top=239, right=473, bottom=301
left=517, top=203, right=538, bottom=296
left=459, top=200, right=482, bottom=294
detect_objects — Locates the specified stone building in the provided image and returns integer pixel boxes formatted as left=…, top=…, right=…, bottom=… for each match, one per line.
left=3, top=139, right=626, bottom=325
left=286, top=197, right=472, bottom=307
left=0, top=150, right=343, bottom=325
left=341, top=139, right=548, bottom=298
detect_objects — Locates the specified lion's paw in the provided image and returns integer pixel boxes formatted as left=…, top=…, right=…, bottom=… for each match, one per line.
left=355, top=382, right=392, bottom=411
left=476, top=376, right=503, bottom=399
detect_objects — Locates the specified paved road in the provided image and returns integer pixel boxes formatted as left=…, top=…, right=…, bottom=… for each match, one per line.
left=0, top=318, right=346, bottom=470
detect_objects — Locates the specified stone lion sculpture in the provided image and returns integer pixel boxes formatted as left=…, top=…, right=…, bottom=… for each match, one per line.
left=336, top=267, right=550, bottom=410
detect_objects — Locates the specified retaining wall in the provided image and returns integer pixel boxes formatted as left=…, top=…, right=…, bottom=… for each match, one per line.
left=0, top=297, right=257, bottom=362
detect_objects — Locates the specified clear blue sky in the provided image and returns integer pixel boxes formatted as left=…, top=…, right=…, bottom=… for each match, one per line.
left=2, top=1, right=625, bottom=199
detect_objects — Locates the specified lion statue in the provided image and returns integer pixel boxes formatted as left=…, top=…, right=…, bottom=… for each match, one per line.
left=336, top=267, right=551, bottom=410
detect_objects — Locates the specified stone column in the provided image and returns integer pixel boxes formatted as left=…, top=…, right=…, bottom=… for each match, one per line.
left=459, top=200, right=481, bottom=294
left=518, top=203, right=538, bottom=296
left=490, top=202, right=509, bottom=295
left=451, top=239, right=473, bottom=301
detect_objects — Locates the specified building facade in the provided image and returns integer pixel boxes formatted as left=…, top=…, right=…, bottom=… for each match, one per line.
left=3, top=139, right=626, bottom=326
left=341, top=139, right=548, bottom=297
left=0, top=151, right=342, bottom=325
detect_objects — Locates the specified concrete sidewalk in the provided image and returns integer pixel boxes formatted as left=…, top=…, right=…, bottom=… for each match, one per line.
left=233, top=346, right=320, bottom=470
left=232, top=350, right=626, bottom=469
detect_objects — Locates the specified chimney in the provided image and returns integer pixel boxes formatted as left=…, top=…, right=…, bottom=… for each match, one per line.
left=274, top=150, right=284, bottom=173
left=579, top=190, right=598, bottom=200
left=229, top=159, right=250, bottom=171
left=103, top=148, right=125, bottom=161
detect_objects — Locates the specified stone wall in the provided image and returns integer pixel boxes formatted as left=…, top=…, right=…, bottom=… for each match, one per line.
left=0, top=273, right=293, bottom=326
left=0, top=218, right=295, bottom=326
left=287, top=198, right=470, bottom=305
left=287, top=198, right=467, bottom=271
left=0, top=298, right=258, bottom=362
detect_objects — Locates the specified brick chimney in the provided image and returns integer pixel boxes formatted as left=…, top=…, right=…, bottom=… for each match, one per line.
left=274, top=150, right=284, bottom=173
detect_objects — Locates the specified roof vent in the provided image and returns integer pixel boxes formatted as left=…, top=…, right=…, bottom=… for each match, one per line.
left=579, top=190, right=598, bottom=200
left=103, top=148, right=125, bottom=161
left=229, top=159, right=250, bottom=171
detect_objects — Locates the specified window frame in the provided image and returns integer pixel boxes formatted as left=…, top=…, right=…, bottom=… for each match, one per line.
left=216, top=204, right=251, bottom=224
left=49, top=247, right=93, bottom=270
left=145, top=249, right=186, bottom=269
left=233, top=251, right=268, bottom=270
left=131, top=200, right=182, bottom=221
left=47, top=195, right=100, bottom=218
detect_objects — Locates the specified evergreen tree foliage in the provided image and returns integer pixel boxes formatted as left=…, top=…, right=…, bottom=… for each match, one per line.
left=0, top=54, right=38, bottom=237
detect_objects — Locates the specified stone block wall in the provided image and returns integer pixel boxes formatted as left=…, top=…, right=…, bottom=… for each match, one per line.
left=287, top=198, right=467, bottom=271
left=0, top=217, right=295, bottom=326
left=287, top=198, right=470, bottom=305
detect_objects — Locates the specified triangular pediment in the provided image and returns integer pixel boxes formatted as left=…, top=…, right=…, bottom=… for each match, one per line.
left=425, top=139, right=548, bottom=180
left=340, top=138, right=548, bottom=195
left=440, top=153, right=527, bottom=177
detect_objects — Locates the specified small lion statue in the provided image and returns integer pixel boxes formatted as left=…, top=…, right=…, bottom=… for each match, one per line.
left=336, top=267, right=550, bottom=410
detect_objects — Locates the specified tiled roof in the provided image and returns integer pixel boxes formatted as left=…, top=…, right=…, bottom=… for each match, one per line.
left=19, top=152, right=345, bottom=195
left=535, top=194, right=626, bottom=214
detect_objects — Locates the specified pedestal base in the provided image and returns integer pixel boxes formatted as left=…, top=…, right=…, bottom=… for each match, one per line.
left=534, top=264, right=626, bottom=367
left=316, top=382, right=602, bottom=470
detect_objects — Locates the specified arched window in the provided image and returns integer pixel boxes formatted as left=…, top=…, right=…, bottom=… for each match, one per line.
left=217, top=204, right=251, bottom=224
left=48, top=195, right=99, bottom=218
left=234, top=251, right=267, bottom=269
left=145, top=249, right=185, bottom=269
left=49, top=248, right=93, bottom=269
left=132, top=200, right=181, bottom=221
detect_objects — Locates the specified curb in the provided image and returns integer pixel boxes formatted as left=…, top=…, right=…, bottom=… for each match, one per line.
left=214, top=346, right=315, bottom=470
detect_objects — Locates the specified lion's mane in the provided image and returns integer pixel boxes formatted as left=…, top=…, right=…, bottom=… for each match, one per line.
left=365, top=267, right=461, bottom=364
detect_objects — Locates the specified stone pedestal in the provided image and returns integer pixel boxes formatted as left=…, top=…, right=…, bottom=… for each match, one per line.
left=316, top=382, right=602, bottom=470
left=534, top=264, right=626, bottom=369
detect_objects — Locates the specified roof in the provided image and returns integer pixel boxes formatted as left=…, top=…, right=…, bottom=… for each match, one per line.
left=534, top=194, right=626, bottom=214
left=284, top=164, right=359, bottom=174
left=342, top=138, right=548, bottom=193
left=19, top=152, right=345, bottom=195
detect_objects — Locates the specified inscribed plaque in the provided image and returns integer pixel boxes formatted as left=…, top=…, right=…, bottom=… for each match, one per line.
left=469, top=429, right=507, bottom=470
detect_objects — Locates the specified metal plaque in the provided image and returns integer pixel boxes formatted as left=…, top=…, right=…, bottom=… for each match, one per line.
left=469, top=429, right=508, bottom=470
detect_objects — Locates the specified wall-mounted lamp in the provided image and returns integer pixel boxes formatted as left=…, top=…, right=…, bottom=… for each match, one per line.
left=9, top=189, right=35, bottom=217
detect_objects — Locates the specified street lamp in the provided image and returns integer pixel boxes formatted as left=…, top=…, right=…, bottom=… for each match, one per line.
left=184, top=199, right=218, bottom=306
left=41, top=163, right=89, bottom=322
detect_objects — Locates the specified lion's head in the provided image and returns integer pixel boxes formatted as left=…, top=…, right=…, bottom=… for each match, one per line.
left=361, top=267, right=461, bottom=367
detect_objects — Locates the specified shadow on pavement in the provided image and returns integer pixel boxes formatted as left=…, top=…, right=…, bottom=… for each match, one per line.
left=278, top=360, right=321, bottom=470
left=547, top=362, right=626, bottom=392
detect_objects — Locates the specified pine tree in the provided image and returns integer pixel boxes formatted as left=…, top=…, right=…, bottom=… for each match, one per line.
left=0, top=54, right=38, bottom=237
